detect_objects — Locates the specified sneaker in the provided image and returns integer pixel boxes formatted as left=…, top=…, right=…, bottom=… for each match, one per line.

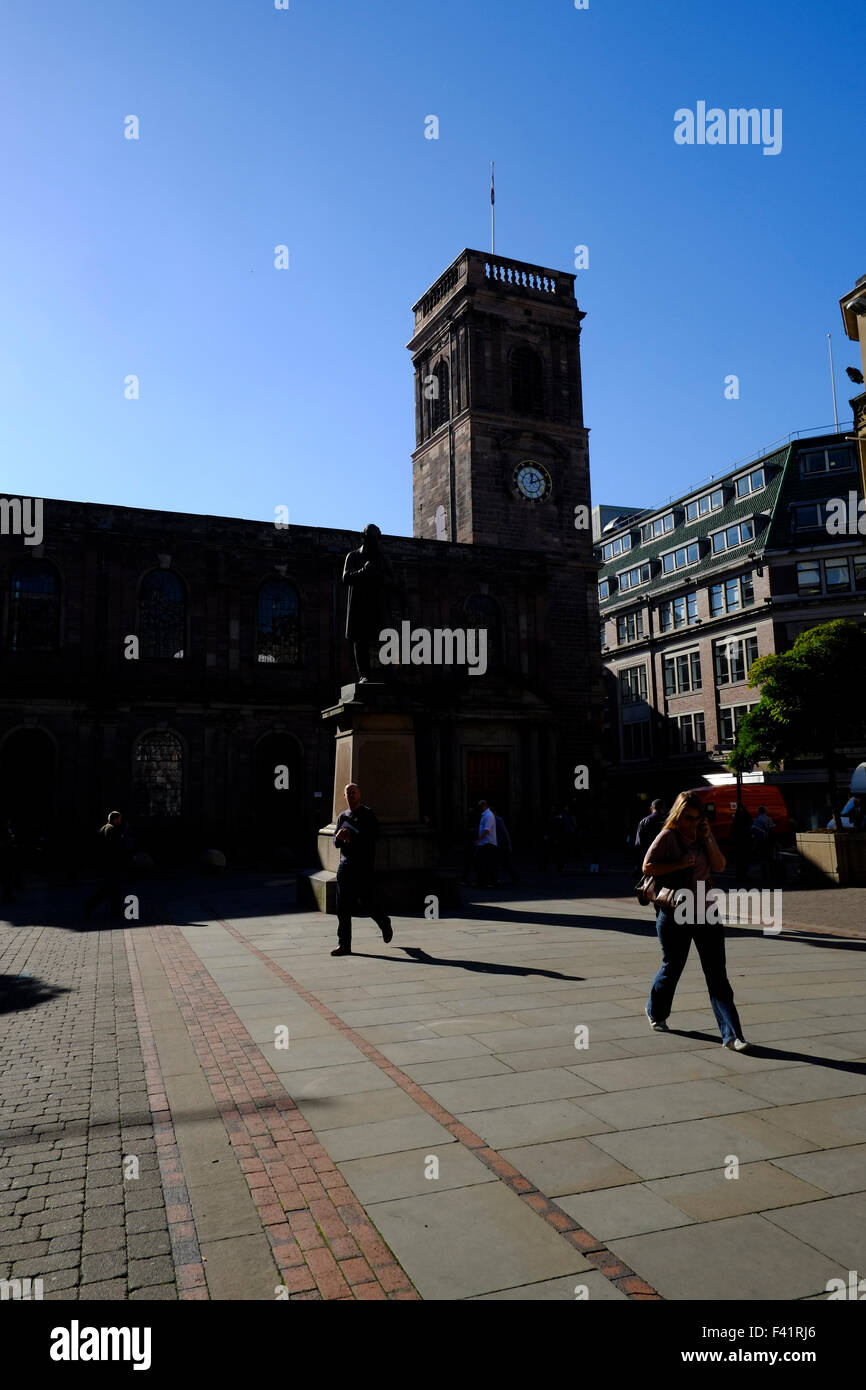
left=723, top=1037, right=751, bottom=1052
left=331, top=946, right=352, bottom=957
left=645, top=1006, right=669, bottom=1033
left=381, top=919, right=393, bottom=944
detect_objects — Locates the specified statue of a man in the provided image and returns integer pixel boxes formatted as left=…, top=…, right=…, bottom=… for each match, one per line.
left=342, top=524, right=393, bottom=682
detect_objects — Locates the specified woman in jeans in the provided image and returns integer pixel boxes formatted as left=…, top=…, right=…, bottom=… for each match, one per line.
left=643, top=790, right=750, bottom=1051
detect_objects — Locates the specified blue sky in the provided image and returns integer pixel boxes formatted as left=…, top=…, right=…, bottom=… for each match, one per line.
left=1, top=0, right=864, bottom=536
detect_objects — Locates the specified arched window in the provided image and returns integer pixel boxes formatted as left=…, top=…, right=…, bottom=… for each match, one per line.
left=9, top=560, right=60, bottom=652
left=430, top=360, right=450, bottom=432
left=257, top=579, right=300, bottom=665
left=139, top=570, right=185, bottom=659
left=511, top=345, right=544, bottom=417
left=132, top=731, right=183, bottom=819
left=463, top=594, right=503, bottom=669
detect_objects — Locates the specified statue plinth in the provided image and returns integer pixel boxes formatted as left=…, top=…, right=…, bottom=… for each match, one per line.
left=306, top=683, right=443, bottom=915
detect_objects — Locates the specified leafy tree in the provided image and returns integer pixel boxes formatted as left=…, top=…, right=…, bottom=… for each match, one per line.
left=730, top=620, right=866, bottom=831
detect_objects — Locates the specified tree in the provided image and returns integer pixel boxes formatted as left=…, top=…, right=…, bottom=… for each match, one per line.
left=730, top=620, right=866, bottom=831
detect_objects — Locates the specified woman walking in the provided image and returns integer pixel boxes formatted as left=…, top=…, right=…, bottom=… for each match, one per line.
left=643, top=791, right=750, bottom=1051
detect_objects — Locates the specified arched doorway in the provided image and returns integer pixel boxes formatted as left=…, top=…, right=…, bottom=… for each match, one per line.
left=0, top=728, right=57, bottom=856
left=253, top=734, right=303, bottom=859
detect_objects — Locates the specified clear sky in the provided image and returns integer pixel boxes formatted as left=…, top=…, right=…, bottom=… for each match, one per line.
left=1, top=0, right=864, bottom=535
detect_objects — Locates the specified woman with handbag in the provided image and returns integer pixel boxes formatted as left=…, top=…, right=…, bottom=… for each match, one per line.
left=642, top=790, right=750, bottom=1051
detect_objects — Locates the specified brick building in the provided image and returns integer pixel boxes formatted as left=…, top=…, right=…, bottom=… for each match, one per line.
left=597, top=431, right=866, bottom=836
left=0, top=249, right=602, bottom=871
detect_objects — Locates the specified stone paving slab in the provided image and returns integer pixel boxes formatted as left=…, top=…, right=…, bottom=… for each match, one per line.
left=762, top=1192, right=866, bottom=1268
left=609, top=1214, right=844, bottom=1302
left=459, top=1099, right=614, bottom=1150
left=770, top=1143, right=866, bottom=1195
left=336, top=1144, right=497, bottom=1204
left=646, top=1162, right=829, bottom=1222
left=364, top=1182, right=592, bottom=1300
left=469, top=1270, right=628, bottom=1300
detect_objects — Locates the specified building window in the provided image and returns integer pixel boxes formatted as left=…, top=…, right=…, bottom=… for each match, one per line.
left=686, top=488, right=724, bottom=522
left=711, top=518, right=756, bottom=554
left=824, top=557, right=852, bottom=592
left=670, top=712, right=706, bottom=754
left=798, top=557, right=855, bottom=596
left=511, top=345, right=544, bottom=416
left=796, top=560, right=821, bottom=595
left=622, top=720, right=651, bottom=760
left=600, top=620, right=607, bottom=649
left=132, top=731, right=183, bottom=819
left=430, top=360, right=450, bottom=432
left=641, top=513, right=675, bottom=543
left=855, top=555, right=866, bottom=590
left=257, top=579, right=300, bottom=665
left=791, top=503, right=829, bottom=532
left=710, top=573, right=755, bottom=616
left=662, top=540, right=700, bottom=573
left=139, top=570, right=185, bottom=659
left=800, top=445, right=856, bottom=477
left=663, top=650, right=702, bottom=696
left=464, top=593, right=503, bottom=666
left=617, top=611, right=645, bottom=645
left=620, top=664, right=648, bottom=705
left=9, top=560, right=60, bottom=652
left=719, top=703, right=757, bottom=746
left=601, top=533, right=633, bottom=561
left=735, top=466, right=765, bottom=498
left=715, top=633, right=759, bottom=685
left=619, top=562, right=652, bottom=592
left=659, top=593, right=698, bottom=631
left=599, top=578, right=610, bottom=600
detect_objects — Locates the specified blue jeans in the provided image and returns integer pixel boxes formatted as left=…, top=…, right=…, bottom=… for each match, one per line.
left=648, top=906, right=744, bottom=1044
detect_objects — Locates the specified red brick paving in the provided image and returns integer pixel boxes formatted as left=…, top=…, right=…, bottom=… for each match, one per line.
left=126, top=926, right=418, bottom=1301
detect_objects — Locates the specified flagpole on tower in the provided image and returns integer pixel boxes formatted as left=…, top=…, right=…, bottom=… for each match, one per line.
left=490, top=162, right=495, bottom=255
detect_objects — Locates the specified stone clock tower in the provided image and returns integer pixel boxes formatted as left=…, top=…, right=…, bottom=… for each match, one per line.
left=408, top=248, right=592, bottom=558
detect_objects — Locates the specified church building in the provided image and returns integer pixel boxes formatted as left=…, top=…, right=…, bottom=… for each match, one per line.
left=0, top=249, right=602, bottom=870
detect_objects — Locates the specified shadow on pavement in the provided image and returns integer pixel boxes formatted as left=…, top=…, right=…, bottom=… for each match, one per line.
left=0, top=973, right=71, bottom=1016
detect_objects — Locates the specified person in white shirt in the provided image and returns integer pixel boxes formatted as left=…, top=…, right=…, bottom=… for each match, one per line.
left=474, top=800, right=498, bottom=887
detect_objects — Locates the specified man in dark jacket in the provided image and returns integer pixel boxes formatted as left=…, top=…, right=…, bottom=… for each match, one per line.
left=635, top=800, right=666, bottom=866
left=331, top=783, right=392, bottom=956
left=84, top=811, right=128, bottom=922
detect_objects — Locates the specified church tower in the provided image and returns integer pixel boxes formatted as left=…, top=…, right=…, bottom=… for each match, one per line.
left=407, top=249, right=592, bottom=557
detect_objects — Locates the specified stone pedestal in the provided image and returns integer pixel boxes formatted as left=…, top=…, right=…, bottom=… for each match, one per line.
left=306, top=683, right=446, bottom=915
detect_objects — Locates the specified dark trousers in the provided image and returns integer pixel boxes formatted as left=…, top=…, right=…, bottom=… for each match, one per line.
left=648, top=907, right=744, bottom=1044
left=474, top=843, right=498, bottom=886
left=84, top=874, right=124, bottom=919
left=335, top=861, right=388, bottom=949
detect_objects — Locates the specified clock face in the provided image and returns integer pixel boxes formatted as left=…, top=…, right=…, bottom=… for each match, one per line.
left=513, top=460, right=552, bottom=502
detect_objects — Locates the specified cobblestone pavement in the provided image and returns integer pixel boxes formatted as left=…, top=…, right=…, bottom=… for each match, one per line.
left=2, top=873, right=865, bottom=1301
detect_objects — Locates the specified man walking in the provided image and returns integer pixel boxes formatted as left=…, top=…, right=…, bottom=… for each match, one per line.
left=635, top=799, right=666, bottom=865
left=83, top=811, right=128, bottom=922
left=474, top=799, right=498, bottom=887
left=332, top=783, right=392, bottom=956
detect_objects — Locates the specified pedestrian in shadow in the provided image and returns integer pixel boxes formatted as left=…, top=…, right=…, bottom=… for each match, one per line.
left=83, top=811, right=128, bottom=923
left=331, top=783, right=392, bottom=956
left=643, top=791, right=750, bottom=1051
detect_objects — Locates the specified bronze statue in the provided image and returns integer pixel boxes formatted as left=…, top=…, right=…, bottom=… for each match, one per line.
left=342, top=524, right=393, bottom=682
